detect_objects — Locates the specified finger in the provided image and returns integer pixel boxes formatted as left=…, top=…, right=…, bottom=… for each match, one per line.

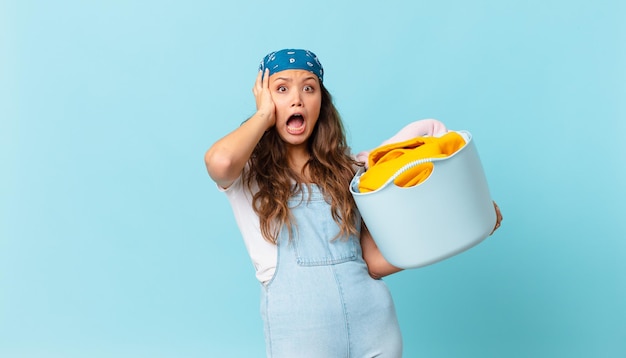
left=490, top=221, right=500, bottom=235
left=490, top=201, right=503, bottom=235
left=262, top=68, right=270, bottom=89
left=253, top=70, right=263, bottom=93
left=494, top=202, right=502, bottom=221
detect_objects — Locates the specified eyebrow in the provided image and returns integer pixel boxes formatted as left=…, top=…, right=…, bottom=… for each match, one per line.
left=274, top=76, right=317, bottom=82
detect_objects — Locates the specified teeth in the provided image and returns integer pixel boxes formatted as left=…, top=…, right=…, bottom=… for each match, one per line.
left=287, top=115, right=305, bottom=134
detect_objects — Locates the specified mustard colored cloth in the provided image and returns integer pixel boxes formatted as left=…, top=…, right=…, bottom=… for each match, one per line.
left=358, top=132, right=466, bottom=193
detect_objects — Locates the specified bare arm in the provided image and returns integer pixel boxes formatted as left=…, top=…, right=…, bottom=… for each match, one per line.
left=204, top=69, right=275, bottom=188
left=360, top=222, right=403, bottom=279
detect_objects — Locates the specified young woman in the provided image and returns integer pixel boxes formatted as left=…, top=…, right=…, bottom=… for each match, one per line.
left=205, top=49, right=502, bottom=357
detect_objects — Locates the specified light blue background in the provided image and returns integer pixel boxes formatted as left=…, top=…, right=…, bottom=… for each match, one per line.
left=2, top=0, right=625, bottom=357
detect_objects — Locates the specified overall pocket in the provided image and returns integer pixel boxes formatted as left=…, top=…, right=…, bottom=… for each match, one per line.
left=288, top=198, right=359, bottom=266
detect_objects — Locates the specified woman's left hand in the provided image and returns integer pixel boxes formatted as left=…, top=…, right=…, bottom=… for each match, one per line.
left=491, top=201, right=503, bottom=235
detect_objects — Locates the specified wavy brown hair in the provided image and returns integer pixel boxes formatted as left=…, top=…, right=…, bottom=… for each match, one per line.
left=244, top=84, right=361, bottom=244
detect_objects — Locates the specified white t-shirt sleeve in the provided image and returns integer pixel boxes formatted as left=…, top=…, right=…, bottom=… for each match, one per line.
left=219, top=174, right=277, bottom=284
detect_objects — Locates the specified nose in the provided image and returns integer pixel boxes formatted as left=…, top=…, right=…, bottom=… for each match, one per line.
left=290, top=91, right=303, bottom=107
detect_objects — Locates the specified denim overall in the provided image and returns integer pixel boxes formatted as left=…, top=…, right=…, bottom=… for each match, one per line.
left=260, top=185, right=402, bottom=357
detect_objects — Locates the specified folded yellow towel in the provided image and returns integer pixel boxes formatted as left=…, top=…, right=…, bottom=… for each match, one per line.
left=358, top=132, right=466, bottom=193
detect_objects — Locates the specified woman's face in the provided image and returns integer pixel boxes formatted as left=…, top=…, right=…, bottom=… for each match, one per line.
left=269, top=69, right=322, bottom=150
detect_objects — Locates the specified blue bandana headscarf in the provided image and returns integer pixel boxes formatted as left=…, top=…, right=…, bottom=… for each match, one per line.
left=259, top=49, right=324, bottom=82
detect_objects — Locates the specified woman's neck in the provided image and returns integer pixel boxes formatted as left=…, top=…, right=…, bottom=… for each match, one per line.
left=287, top=147, right=311, bottom=182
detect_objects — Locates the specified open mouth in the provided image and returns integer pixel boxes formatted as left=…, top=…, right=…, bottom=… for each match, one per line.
left=286, top=114, right=306, bottom=135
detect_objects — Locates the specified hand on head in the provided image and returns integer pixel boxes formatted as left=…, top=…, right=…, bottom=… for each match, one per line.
left=253, top=68, right=276, bottom=130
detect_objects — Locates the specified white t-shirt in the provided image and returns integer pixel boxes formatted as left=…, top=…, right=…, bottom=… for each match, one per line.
left=219, top=173, right=278, bottom=284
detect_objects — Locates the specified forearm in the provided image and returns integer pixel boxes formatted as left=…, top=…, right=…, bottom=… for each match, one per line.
left=360, top=223, right=403, bottom=279
left=204, top=110, right=273, bottom=188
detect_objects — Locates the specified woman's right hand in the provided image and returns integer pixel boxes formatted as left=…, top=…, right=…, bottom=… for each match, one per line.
left=252, top=68, right=276, bottom=129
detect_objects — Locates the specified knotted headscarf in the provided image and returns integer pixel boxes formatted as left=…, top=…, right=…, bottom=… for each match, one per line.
left=259, top=49, right=324, bottom=82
